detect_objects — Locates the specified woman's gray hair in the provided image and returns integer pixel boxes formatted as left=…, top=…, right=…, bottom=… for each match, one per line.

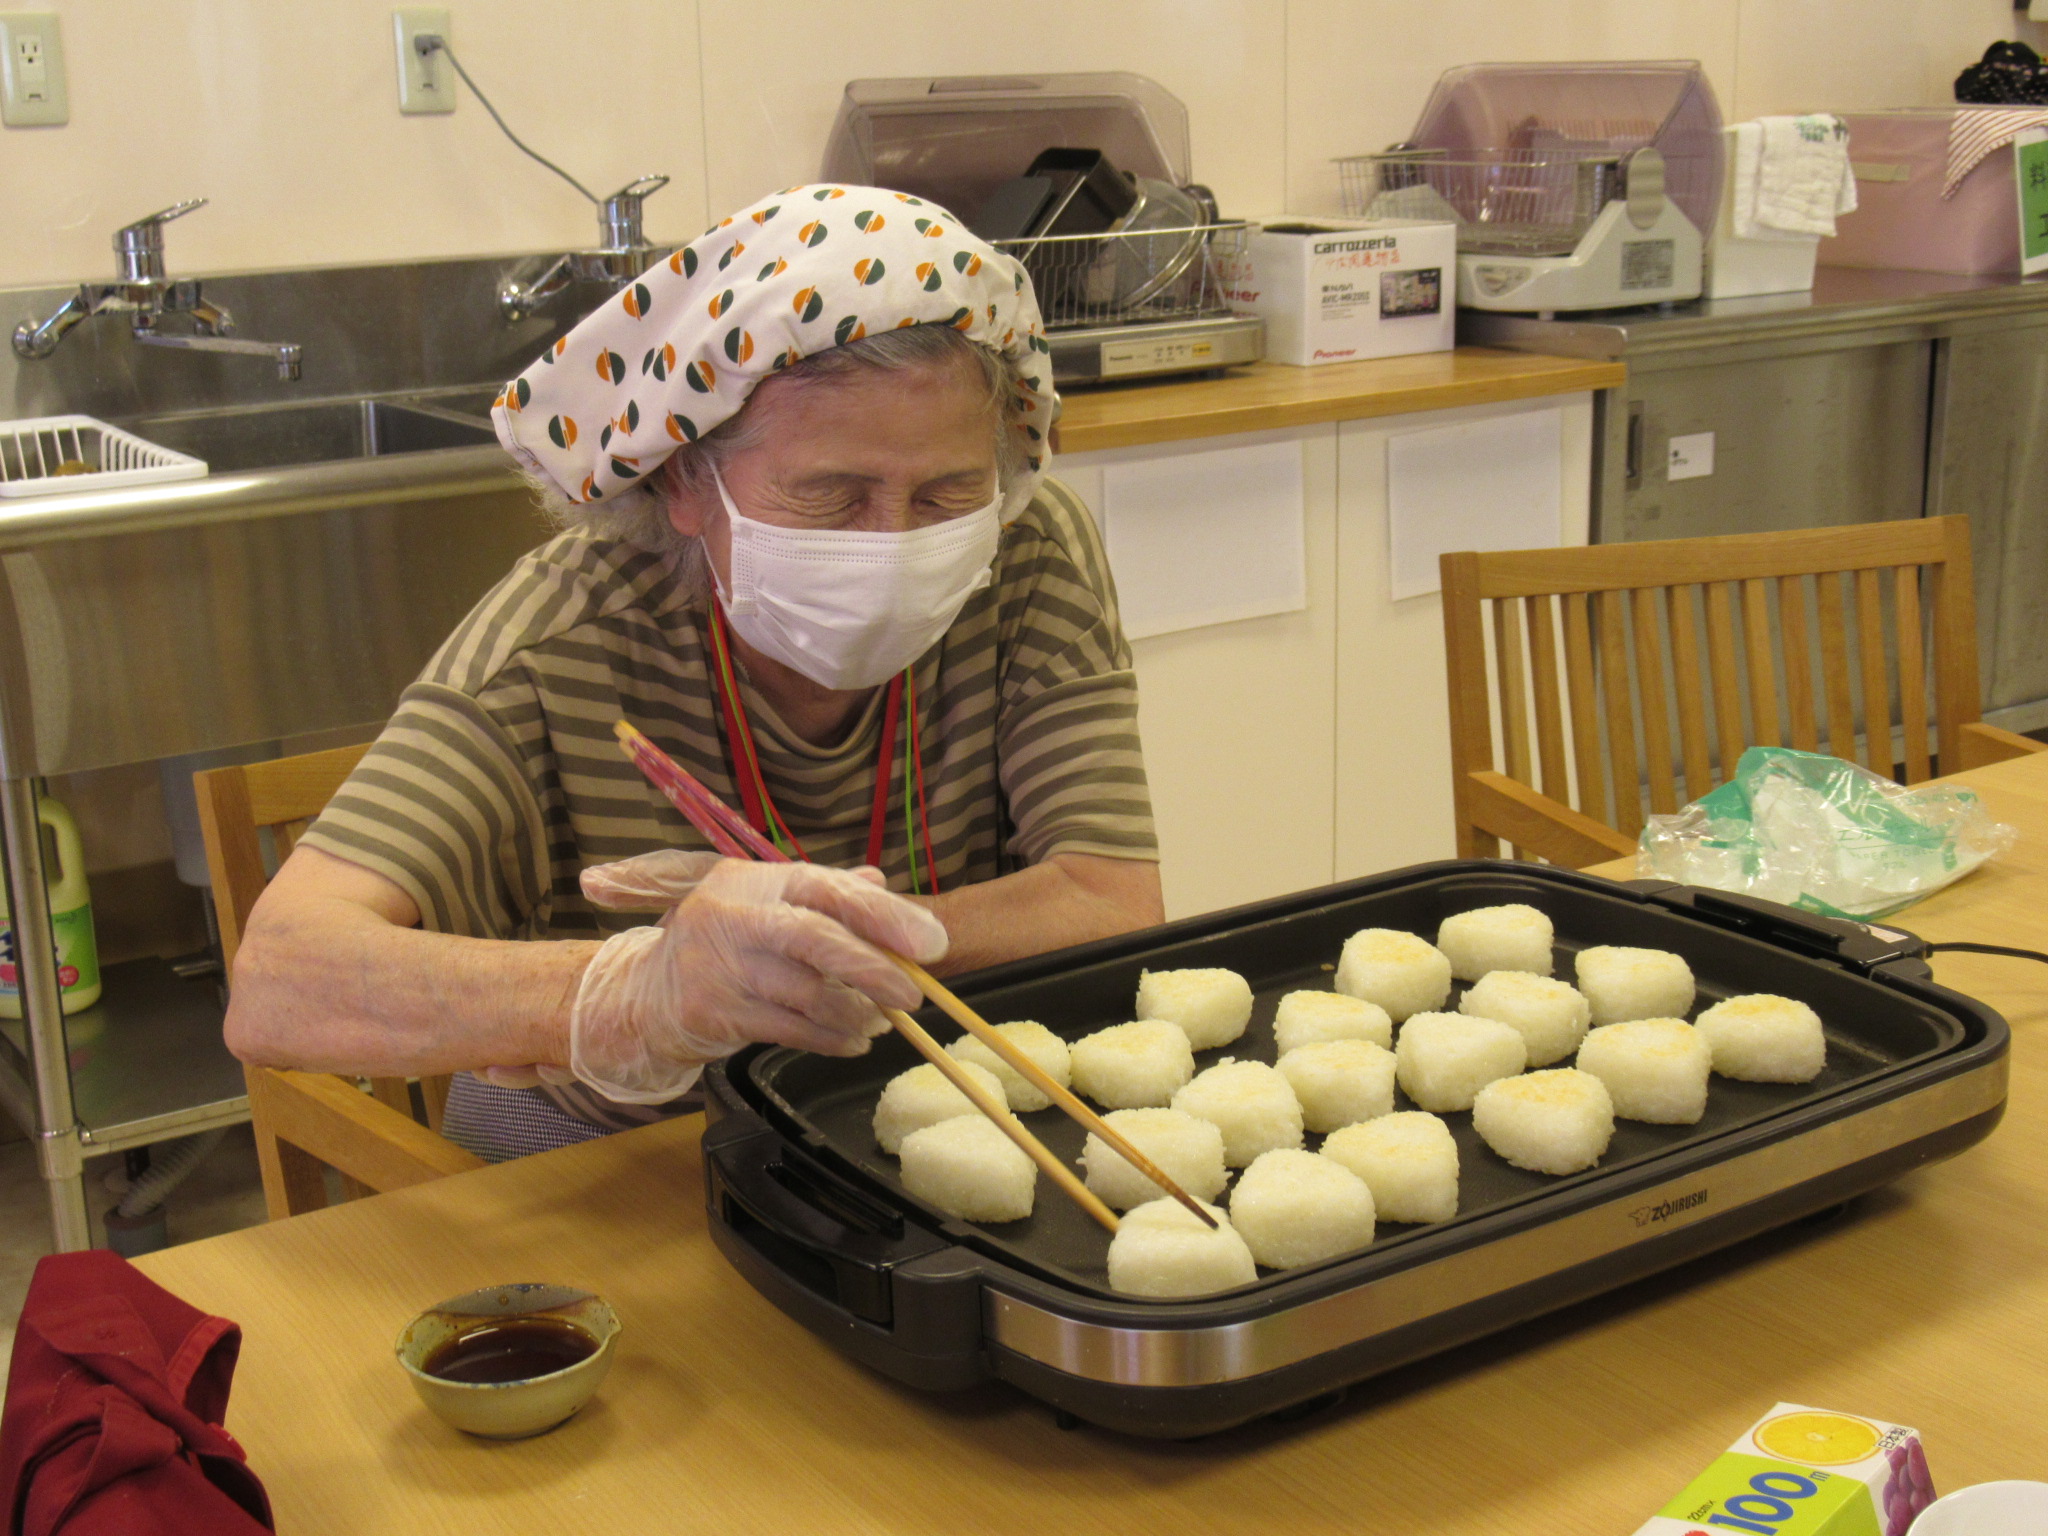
left=521, top=323, right=1033, bottom=583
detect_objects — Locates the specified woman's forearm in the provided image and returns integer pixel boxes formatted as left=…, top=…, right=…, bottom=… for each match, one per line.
left=224, top=846, right=595, bottom=1078
left=920, top=852, right=1163, bottom=975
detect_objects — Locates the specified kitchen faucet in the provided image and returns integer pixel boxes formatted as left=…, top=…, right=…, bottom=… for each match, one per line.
left=499, top=175, right=673, bottom=322
left=12, top=200, right=304, bottom=380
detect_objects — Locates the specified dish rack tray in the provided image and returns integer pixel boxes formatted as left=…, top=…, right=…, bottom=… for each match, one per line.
left=1336, top=150, right=1628, bottom=257
left=992, top=220, right=1251, bottom=331
left=0, top=415, right=208, bottom=498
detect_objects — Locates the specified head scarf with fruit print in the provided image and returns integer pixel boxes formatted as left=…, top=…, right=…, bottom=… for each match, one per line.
left=492, top=183, right=1055, bottom=510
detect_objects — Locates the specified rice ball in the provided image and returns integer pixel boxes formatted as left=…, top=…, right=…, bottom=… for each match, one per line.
left=1576, top=1018, right=1712, bottom=1124
left=946, top=1020, right=1071, bottom=1112
left=1135, top=967, right=1253, bottom=1050
left=1069, top=1021, right=1196, bottom=1110
left=1458, top=971, right=1593, bottom=1068
left=1273, top=990, right=1393, bottom=1054
left=1171, top=1059, right=1304, bottom=1167
left=1694, top=994, right=1826, bottom=1083
left=874, top=1060, right=1007, bottom=1155
left=1081, top=1108, right=1229, bottom=1211
left=1277, top=1040, right=1397, bottom=1134
left=1106, top=1198, right=1257, bottom=1298
left=1394, top=1012, right=1528, bottom=1113
left=1436, top=904, right=1555, bottom=981
left=1322, top=1112, right=1460, bottom=1225
left=898, top=1114, right=1036, bottom=1222
left=1472, top=1069, right=1615, bottom=1175
left=1228, top=1150, right=1377, bottom=1270
left=1334, top=929, right=1453, bottom=1022
left=1574, top=945, right=1696, bottom=1026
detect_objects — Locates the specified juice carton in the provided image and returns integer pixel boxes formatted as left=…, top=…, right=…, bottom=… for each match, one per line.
left=1632, top=1404, right=1935, bottom=1536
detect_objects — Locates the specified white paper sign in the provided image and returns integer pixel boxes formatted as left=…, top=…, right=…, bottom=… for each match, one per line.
left=1668, top=430, right=1716, bottom=481
left=1386, top=408, right=1565, bottom=600
left=1099, top=439, right=1307, bottom=640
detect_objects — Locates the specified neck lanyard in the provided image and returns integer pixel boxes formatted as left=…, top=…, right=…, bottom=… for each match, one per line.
left=706, top=597, right=940, bottom=895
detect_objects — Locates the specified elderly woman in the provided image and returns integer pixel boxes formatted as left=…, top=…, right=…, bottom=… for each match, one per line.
left=224, top=185, right=1161, bottom=1162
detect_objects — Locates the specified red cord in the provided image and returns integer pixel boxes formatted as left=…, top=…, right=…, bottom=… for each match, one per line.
left=907, top=670, right=939, bottom=896
left=867, top=674, right=905, bottom=869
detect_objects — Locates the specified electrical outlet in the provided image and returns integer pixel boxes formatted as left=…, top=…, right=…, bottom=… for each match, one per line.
left=393, top=8, right=453, bottom=115
left=0, top=13, right=68, bottom=127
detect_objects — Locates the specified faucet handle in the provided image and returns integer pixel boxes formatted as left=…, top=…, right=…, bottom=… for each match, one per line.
left=114, top=199, right=208, bottom=283
left=122, top=198, right=209, bottom=233
left=605, top=175, right=669, bottom=204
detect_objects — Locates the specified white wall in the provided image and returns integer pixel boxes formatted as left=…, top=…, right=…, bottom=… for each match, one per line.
left=5, top=0, right=2041, bottom=286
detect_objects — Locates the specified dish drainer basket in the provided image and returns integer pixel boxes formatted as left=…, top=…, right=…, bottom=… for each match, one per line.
left=993, top=220, right=1251, bottom=330
left=0, top=416, right=208, bottom=498
left=1337, top=150, right=1627, bottom=257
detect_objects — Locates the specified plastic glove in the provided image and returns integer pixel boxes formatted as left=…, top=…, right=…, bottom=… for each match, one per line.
left=579, top=848, right=889, bottom=912
left=567, top=858, right=949, bottom=1103
left=476, top=854, right=899, bottom=1092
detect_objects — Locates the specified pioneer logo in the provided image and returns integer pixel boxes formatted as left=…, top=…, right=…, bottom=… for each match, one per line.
left=1631, top=1189, right=1709, bottom=1227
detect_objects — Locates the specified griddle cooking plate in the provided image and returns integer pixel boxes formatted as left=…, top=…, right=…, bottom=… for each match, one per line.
left=733, top=865, right=1966, bottom=1300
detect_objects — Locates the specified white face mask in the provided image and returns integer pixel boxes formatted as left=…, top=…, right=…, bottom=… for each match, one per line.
left=710, top=465, right=1001, bottom=691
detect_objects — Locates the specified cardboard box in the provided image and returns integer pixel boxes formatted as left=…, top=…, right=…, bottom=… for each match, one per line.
left=1632, top=1404, right=1935, bottom=1535
left=1223, top=217, right=1456, bottom=366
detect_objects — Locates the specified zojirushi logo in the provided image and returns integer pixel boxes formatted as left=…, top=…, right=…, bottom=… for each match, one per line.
left=1631, top=1189, right=1709, bottom=1227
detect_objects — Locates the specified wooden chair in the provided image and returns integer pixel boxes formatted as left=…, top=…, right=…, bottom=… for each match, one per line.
left=195, top=743, right=484, bottom=1219
left=1441, top=515, right=2047, bottom=868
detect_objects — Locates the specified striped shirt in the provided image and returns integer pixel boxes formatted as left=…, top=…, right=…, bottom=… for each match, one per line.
left=300, top=476, right=1156, bottom=1130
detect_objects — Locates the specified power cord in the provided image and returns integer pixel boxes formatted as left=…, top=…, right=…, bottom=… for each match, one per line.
left=1926, top=941, right=2048, bottom=966
left=413, top=34, right=599, bottom=204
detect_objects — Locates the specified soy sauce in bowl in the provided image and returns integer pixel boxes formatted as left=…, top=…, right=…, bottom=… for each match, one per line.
left=423, top=1318, right=598, bottom=1384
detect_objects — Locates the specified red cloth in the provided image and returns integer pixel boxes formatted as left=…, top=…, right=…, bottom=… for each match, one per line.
left=1, top=1251, right=272, bottom=1536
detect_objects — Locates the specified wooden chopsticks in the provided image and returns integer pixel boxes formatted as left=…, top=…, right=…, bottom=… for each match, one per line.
left=881, top=1005, right=1119, bottom=1231
left=612, top=720, right=1219, bottom=1232
left=877, top=955, right=1217, bottom=1229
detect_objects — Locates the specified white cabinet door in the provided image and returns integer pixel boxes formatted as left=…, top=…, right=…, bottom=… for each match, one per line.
left=1058, top=425, right=1339, bottom=920
left=1334, top=395, right=1594, bottom=881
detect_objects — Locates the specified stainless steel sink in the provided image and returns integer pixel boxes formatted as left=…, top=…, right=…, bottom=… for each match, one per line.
left=117, top=390, right=499, bottom=474
left=0, top=373, right=542, bottom=779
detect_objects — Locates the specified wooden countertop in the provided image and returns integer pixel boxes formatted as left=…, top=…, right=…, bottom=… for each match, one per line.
left=135, top=753, right=2048, bottom=1536
left=1055, top=347, right=1626, bottom=455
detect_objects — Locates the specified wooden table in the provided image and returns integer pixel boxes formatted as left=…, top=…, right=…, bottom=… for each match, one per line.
left=136, top=753, right=2048, bottom=1534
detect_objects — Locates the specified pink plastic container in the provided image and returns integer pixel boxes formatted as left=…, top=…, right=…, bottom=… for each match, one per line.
left=1820, top=109, right=2021, bottom=275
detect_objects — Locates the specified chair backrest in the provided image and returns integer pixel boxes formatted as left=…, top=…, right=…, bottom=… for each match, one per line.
left=193, top=741, right=373, bottom=971
left=193, top=741, right=470, bottom=1199
left=1440, top=517, right=1983, bottom=861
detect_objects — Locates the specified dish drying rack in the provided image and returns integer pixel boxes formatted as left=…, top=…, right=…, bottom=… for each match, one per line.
left=0, top=415, right=207, bottom=498
left=1338, top=150, right=1633, bottom=258
left=993, top=220, right=1253, bottom=331
left=1338, top=61, right=1722, bottom=312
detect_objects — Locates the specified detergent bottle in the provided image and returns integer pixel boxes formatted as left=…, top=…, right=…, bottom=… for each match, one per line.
left=0, top=796, right=102, bottom=1017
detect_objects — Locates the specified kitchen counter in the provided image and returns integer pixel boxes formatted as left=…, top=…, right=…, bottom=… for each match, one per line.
left=0, top=347, right=1619, bottom=545
left=131, top=749, right=2048, bottom=1535
left=1463, top=265, right=2048, bottom=361
left=1057, top=346, right=1622, bottom=453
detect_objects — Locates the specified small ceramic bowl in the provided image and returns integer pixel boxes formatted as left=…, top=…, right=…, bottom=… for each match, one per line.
left=395, top=1283, right=620, bottom=1439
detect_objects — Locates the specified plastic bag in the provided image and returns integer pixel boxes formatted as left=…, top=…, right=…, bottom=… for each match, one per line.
left=1638, top=746, right=2016, bottom=920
